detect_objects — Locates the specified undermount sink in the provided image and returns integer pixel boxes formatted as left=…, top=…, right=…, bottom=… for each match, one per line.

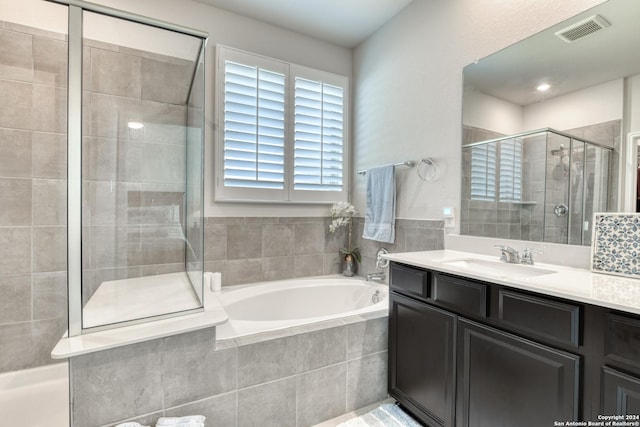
left=440, top=258, right=555, bottom=278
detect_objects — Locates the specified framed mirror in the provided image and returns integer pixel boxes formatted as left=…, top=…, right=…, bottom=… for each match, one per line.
left=461, top=0, right=640, bottom=245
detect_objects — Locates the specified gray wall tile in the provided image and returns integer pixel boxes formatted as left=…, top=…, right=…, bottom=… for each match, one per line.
left=297, top=363, right=347, bottom=427
left=164, top=391, right=237, bottom=427
left=32, top=132, right=66, bottom=179
left=162, top=328, right=236, bottom=408
left=346, top=352, right=388, bottom=411
left=32, top=179, right=66, bottom=226
left=31, top=84, right=66, bottom=133
left=0, top=322, right=32, bottom=373
left=346, top=317, right=388, bottom=360
left=293, top=254, right=324, bottom=277
left=294, top=222, right=324, bottom=255
left=237, top=335, right=297, bottom=388
left=227, top=224, right=262, bottom=260
left=91, top=48, right=141, bottom=98
left=297, top=326, right=346, bottom=372
left=0, top=178, right=31, bottom=226
left=0, top=275, right=31, bottom=323
left=32, top=226, right=66, bottom=272
left=262, top=223, right=294, bottom=257
left=0, top=80, right=32, bottom=129
left=204, top=223, right=226, bottom=261
left=238, top=378, right=296, bottom=427
left=0, top=128, right=32, bottom=178
left=32, top=36, right=67, bottom=87
left=262, top=256, right=293, bottom=281
left=0, top=29, right=33, bottom=82
left=32, top=272, right=67, bottom=320
left=141, top=57, right=192, bottom=105
left=0, top=227, right=31, bottom=274
left=71, top=339, right=164, bottom=427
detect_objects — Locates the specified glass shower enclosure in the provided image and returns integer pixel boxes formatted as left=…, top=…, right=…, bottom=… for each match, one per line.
left=461, top=128, right=611, bottom=246
left=63, top=3, right=207, bottom=333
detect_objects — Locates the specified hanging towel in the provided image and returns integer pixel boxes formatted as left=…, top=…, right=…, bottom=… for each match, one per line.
left=363, top=164, right=396, bottom=243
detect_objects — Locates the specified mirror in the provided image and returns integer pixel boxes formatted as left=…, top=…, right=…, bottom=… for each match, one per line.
left=461, top=0, right=640, bottom=245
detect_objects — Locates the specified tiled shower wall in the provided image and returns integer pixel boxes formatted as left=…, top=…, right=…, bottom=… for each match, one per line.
left=203, top=217, right=444, bottom=286
left=0, top=21, right=68, bottom=374
left=81, top=37, right=196, bottom=303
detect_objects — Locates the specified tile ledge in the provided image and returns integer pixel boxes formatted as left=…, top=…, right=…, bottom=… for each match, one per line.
left=51, top=306, right=228, bottom=359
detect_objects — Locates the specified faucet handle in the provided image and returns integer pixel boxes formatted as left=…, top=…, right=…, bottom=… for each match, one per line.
left=521, top=247, right=543, bottom=265
left=493, top=244, right=509, bottom=262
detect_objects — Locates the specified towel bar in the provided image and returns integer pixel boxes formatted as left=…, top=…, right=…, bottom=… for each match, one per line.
left=357, top=160, right=416, bottom=175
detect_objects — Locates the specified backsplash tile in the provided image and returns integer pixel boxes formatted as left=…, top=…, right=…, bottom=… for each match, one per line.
left=592, top=213, right=640, bottom=278
left=204, top=216, right=444, bottom=286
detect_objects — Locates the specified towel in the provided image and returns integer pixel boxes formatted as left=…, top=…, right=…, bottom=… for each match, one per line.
left=156, top=415, right=205, bottom=426
left=363, top=164, right=396, bottom=243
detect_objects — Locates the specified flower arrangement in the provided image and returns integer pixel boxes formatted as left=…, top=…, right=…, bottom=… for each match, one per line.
left=329, top=202, right=361, bottom=264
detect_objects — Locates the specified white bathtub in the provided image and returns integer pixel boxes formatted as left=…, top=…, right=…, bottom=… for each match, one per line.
left=0, top=363, right=69, bottom=426
left=216, top=275, right=388, bottom=340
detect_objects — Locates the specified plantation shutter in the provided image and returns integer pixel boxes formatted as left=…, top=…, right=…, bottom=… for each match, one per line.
left=293, top=77, right=344, bottom=192
left=223, top=61, right=285, bottom=189
left=470, top=142, right=497, bottom=201
left=499, top=138, right=522, bottom=202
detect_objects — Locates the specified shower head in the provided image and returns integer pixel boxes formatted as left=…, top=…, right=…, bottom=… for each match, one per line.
left=550, top=144, right=567, bottom=156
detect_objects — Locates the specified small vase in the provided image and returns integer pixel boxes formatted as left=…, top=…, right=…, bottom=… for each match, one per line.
left=343, top=255, right=356, bottom=277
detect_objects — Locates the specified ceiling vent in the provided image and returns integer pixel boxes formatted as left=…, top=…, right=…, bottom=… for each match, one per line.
left=555, top=15, right=610, bottom=43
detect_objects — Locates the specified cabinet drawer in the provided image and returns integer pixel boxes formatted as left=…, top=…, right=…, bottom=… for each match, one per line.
left=432, top=272, right=487, bottom=318
left=606, top=314, right=640, bottom=370
left=499, top=289, right=581, bottom=348
left=390, top=263, right=428, bottom=300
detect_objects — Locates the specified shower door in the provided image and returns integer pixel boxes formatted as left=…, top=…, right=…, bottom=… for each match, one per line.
left=73, top=8, right=207, bottom=331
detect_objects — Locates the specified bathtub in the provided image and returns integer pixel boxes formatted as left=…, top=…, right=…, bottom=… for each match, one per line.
left=216, top=275, right=388, bottom=340
left=0, top=363, right=69, bottom=426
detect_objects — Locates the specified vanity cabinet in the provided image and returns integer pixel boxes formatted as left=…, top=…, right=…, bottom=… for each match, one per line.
left=389, top=292, right=456, bottom=427
left=389, top=261, right=640, bottom=427
left=456, top=319, right=579, bottom=427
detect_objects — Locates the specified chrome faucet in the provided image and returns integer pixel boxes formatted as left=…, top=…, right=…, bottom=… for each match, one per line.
left=366, top=272, right=386, bottom=282
left=494, top=245, right=520, bottom=264
left=520, top=247, right=543, bottom=265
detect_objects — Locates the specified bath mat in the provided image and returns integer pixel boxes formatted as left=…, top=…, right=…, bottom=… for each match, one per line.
left=337, top=403, right=422, bottom=427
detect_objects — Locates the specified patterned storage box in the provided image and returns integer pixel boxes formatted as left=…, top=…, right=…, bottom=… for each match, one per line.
left=592, top=213, right=640, bottom=278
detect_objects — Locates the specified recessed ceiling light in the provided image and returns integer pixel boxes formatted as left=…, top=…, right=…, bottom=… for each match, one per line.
left=537, top=83, right=551, bottom=92
left=127, top=121, right=144, bottom=130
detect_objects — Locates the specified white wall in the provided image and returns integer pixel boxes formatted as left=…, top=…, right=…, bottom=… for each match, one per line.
left=353, top=0, right=607, bottom=223
left=627, top=74, right=640, bottom=134
left=463, top=89, right=524, bottom=136
left=523, top=79, right=623, bottom=135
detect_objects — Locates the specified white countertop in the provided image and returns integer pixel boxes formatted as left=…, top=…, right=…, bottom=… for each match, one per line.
left=384, top=250, right=640, bottom=316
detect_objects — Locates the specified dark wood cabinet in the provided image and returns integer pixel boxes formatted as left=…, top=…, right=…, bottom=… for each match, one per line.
left=389, top=292, right=456, bottom=427
left=456, top=319, right=580, bottom=427
left=602, top=367, right=640, bottom=416
left=388, top=261, right=640, bottom=426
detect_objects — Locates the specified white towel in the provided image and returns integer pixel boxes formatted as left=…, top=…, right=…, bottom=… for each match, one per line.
left=363, top=164, right=396, bottom=243
left=156, top=415, right=205, bottom=426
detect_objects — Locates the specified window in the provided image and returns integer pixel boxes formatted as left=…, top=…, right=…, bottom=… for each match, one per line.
left=470, top=139, right=522, bottom=202
left=215, top=46, right=349, bottom=203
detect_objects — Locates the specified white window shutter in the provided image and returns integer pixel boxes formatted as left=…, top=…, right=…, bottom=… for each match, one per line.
left=293, top=77, right=344, bottom=192
left=470, top=143, right=497, bottom=201
left=223, top=61, right=286, bottom=190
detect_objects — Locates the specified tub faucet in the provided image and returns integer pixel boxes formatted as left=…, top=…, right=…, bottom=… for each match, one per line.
left=366, top=272, right=386, bottom=282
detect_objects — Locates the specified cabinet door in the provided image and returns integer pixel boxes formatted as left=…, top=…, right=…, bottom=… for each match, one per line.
left=457, top=319, right=580, bottom=427
left=602, top=367, right=640, bottom=416
left=389, top=292, right=456, bottom=427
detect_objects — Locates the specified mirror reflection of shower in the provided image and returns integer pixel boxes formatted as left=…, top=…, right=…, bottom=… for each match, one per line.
left=461, top=128, right=611, bottom=245
left=550, top=144, right=569, bottom=217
